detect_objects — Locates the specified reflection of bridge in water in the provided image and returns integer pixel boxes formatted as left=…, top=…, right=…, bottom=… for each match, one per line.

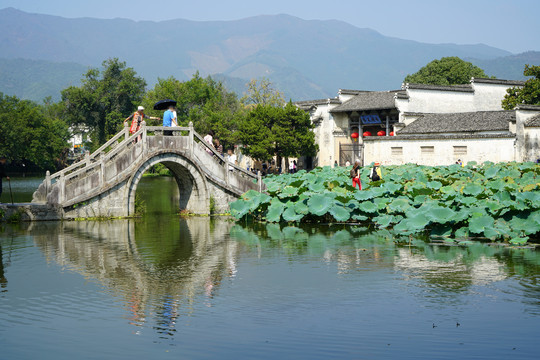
left=29, top=218, right=239, bottom=337
left=32, top=123, right=263, bottom=219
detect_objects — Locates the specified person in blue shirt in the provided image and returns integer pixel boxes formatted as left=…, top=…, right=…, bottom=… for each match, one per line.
left=162, top=106, right=178, bottom=136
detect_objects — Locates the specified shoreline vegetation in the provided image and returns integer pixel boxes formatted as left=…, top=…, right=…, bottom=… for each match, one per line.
left=229, top=162, right=540, bottom=245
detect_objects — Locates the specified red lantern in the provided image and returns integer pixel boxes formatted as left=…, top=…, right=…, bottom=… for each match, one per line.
left=351, top=132, right=359, bottom=139
left=363, top=131, right=372, bottom=137
left=377, top=130, right=386, bottom=136
left=390, top=131, right=394, bottom=136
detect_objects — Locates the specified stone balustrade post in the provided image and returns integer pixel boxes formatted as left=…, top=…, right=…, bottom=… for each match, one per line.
left=225, top=157, right=230, bottom=185
left=124, top=121, right=130, bottom=140
left=45, top=170, right=51, bottom=194
left=141, top=121, right=147, bottom=153
left=59, top=172, right=65, bottom=204
left=99, top=152, right=105, bottom=186
left=85, top=150, right=90, bottom=166
left=188, top=121, right=194, bottom=156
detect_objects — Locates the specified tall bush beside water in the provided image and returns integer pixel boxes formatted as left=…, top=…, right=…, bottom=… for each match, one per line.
left=229, top=162, right=540, bottom=244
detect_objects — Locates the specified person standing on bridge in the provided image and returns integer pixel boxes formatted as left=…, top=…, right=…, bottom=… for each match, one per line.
left=0, top=157, right=9, bottom=201
left=162, top=105, right=178, bottom=136
left=124, top=106, right=159, bottom=141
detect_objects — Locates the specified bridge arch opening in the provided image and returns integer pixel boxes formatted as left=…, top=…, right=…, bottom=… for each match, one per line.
left=127, top=153, right=210, bottom=216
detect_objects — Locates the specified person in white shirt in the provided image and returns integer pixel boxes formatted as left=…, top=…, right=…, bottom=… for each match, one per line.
left=227, top=148, right=237, bottom=171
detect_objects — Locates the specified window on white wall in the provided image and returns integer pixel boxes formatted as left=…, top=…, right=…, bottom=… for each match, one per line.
left=453, top=146, right=467, bottom=156
left=391, top=147, right=403, bottom=156
left=421, top=146, right=434, bottom=155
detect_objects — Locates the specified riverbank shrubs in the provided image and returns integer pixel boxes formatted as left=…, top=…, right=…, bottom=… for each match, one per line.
left=229, top=162, right=540, bottom=244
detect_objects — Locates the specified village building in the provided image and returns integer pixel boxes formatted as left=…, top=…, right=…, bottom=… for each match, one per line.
left=295, top=78, right=540, bottom=167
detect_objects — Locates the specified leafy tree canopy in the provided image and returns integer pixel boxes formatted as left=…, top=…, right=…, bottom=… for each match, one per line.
left=142, top=73, right=242, bottom=149
left=404, top=57, right=491, bottom=86
left=502, top=64, right=540, bottom=110
left=61, top=58, right=146, bottom=148
left=241, top=78, right=286, bottom=108
left=238, top=101, right=318, bottom=162
left=0, top=93, right=69, bottom=169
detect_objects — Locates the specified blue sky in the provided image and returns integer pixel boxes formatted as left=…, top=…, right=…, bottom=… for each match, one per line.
left=0, top=0, right=538, bottom=53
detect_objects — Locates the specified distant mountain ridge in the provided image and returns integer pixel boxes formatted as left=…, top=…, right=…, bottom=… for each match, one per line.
left=0, top=7, right=537, bottom=102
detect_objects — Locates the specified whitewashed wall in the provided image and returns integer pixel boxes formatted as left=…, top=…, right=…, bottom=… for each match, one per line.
left=363, top=137, right=515, bottom=166
left=471, top=82, right=511, bottom=110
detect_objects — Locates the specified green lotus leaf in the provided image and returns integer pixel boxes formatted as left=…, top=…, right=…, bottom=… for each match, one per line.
left=468, top=215, right=495, bottom=234
left=278, top=186, right=299, bottom=199
left=407, top=212, right=431, bottom=230
left=462, top=183, right=483, bottom=196
left=352, top=214, right=369, bottom=222
left=282, top=206, right=304, bottom=222
left=427, top=207, right=457, bottom=224
left=484, top=166, right=500, bottom=179
left=387, top=198, right=411, bottom=214
left=359, top=201, right=378, bottom=213
left=354, top=190, right=375, bottom=201
left=382, top=182, right=402, bottom=194
left=329, top=204, right=351, bottom=222
left=229, top=199, right=251, bottom=219
left=307, top=194, right=334, bottom=216
left=455, top=226, right=469, bottom=239
left=266, top=200, right=286, bottom=222
left=509, top=237, right=529, bottom=245
left=373, top=214, right=395, bottom=228
left=427, top=181, right=443, bottom=190
left=294, top=199, right=309, bottom=215
left=509, top=216, right=540, bottom=235
left=308, top=182, right=326, bottom=193
left=265, top=181, right=282, bottom=194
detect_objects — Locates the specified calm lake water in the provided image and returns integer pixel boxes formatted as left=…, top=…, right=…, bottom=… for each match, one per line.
left=1, top=177, right=540, bottom=359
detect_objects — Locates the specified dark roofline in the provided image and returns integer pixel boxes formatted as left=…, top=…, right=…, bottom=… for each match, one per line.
left=363, top=133, right=515, bottom=141
left=471, top=77, right=526, bottom=86
left=339, top=89, right=364, bottom=95
left=403, top=83, right=474, bottom=93
left=515, top=104, right=540, bottom=111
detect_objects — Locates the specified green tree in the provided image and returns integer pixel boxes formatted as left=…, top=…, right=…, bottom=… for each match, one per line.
left=241, top=78, right=286, bottom=107
left=238, top=102, right=318, bottom=163
left=142, top=73, right=242, bottom=149
left=61, top=58, right=146, bottom=148
left=502, top=64, right=540, bottom=110
left=0, top=93, right=69, bottom=170
left=404, top=57, right=491, bottom=85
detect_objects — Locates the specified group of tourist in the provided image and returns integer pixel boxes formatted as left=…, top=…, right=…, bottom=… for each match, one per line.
left=350, top=160, right=382, bottom=190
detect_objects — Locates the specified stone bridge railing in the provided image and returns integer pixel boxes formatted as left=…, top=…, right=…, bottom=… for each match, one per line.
left=32, top=122, right=263, bottom=218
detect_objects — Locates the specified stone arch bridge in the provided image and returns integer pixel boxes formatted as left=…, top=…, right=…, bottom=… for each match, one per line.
left=32, top=123, right=263, bottom=219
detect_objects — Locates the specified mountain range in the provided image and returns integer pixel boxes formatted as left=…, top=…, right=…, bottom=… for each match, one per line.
left=0, top=7, right=538, bottom=102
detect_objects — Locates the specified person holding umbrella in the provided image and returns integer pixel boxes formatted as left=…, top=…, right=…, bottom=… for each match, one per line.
left=0, top=157, right=11, bottom=203
left=153, top=99, right=178, bottom=136
left=162, top=105, right=178, bottom=136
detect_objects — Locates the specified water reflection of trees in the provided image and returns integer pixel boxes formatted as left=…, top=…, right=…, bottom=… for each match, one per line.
left=29, top=217, right=238, bottom=340
left=230, top=223, right=540, bottom=307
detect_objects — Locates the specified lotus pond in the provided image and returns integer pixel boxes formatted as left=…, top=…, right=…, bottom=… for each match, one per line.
left=230, top=162, right=540, bottom=245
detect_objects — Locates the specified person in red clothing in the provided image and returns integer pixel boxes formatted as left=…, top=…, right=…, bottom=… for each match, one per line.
left=350, top=160, right=362, bottom=190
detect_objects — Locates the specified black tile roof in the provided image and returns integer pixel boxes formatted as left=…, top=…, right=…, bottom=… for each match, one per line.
left=403, top=83, right=474, bottom=93
left=330, top=91, right=398, bottom=113
left=471, top=78, right=526, bottom=87
left=363, top=133, right=515, bottom=140
left=398, top=111, right=514, bottom=134
left=294, top=98, right=340, bottom=110
left=525, top=114, right=540, bottom=127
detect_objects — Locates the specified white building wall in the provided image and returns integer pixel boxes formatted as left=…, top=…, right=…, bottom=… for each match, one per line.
left=364, top=137, right=515, bottom=166
left=471, top=82, right=510, bottom=111
left=400, top=89, right=475, bottom=115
